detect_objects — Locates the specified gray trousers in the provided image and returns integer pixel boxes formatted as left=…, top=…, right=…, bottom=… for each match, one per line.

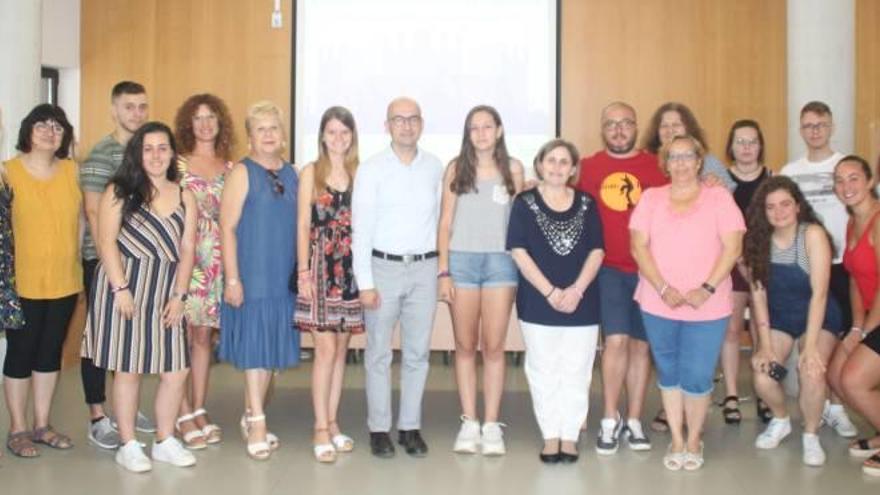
left=364, top=257, right=438, bottom=432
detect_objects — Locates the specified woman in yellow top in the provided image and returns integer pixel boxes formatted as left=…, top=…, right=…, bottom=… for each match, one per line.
left=2, top=104, right=83, bottom=458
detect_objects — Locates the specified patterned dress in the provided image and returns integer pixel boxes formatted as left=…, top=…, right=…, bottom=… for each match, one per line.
left=179, top=158, right=229, bottom=328
left=294, top=187, right=363, bottom=333
left=81, top=202, right=189, bottom=374
left=0, top=184, right=24, bottom=330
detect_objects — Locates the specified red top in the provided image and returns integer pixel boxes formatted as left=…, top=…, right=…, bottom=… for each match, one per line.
left=842, top=211, right=880, bottom=308
left=576, top=150, right=668, bottom=272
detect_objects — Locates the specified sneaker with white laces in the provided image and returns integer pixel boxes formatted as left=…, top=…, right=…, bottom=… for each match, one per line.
left=88, top=416, right=121, bottom=450
left=624, top=418, right=652, bottom=451
left=480, top=422, right=506, bottom=456
left=136, top=411, right=157, bottom=434
left=596, top=416, right=624, bottom=455
left=755, top=417, right=792, bottom=449
left=802, top=433, right=826, bottom=466
left=453, top=416, right=481, bottom=454
left=151, top=437, right=197, bottom=467
left=822, top=403, right=858, bottom=438
left=115, top=439, right=152, bottom=473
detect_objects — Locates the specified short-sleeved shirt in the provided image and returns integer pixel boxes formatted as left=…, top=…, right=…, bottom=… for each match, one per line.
left=629, top=185, right=745, bottom=321
left=5, top=157, right=83, bottom=299
left=576, top=150, right=668, bottom=273
left=80, top=134, right=126, bottom=261
left=506, top=189, right=604, bottom=326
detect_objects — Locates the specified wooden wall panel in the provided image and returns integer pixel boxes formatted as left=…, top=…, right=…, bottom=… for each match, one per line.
left=561, top=0, right=787, bottom=169
left=857, top=0, right=880, bottom=165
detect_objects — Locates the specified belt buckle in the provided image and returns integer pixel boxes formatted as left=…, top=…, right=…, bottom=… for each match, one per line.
left=401, top=254, right=415, bottom=264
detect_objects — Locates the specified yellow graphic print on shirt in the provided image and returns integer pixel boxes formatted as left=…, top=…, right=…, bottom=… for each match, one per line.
left=599, top=172, right=644, bottom=212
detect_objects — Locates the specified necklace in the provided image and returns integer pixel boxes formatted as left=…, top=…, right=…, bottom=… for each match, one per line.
left=523, top=190, right=590, bottom=256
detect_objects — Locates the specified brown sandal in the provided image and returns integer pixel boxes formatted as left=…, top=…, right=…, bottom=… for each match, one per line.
left=32, top=426, right=73, bottom=450
left=7, top=431, right=40, bottom=457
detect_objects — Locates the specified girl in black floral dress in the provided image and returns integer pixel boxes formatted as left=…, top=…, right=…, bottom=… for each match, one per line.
left=0, top=176, right=25, bottom=331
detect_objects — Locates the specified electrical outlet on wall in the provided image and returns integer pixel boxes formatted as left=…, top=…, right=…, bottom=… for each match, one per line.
left=271, top=10, right=283, bottom=28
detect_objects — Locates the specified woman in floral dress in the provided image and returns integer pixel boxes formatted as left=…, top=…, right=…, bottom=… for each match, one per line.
left=172, top=94, right=235, bottom=448
left=294, top=106, right=364, bottom=463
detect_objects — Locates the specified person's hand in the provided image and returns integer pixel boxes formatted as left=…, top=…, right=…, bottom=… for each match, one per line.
left=360, top=289, right=381, bottom=310
left=163, top=297, right=185, bottom=328
left=840, top=328, right=862, bottom=354
left=684, top=287, right=711, bottom=309
left=438, top=277, right=455, bottom=304
left=702, top=173, right=722, bottom=188
left=556, top=286, right=583, bottom=314
left=224, top=282, right=244, bottom=307
left=660, top=286, right=686, bottom=308
left=523, top=178, right=539, bottom=190
left=298, top=273, right=314, bottom=302
left=546, top=287, right=565, bottom=312
left=798, top=345, right=826, bottom=379
left=115, top=289, right=135, bottom=319
left=751, top=347, right=778, bottom=374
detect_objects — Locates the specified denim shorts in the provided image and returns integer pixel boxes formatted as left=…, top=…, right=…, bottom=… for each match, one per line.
left=597, top=266, right=646, bottom=341
left=449, top=251, right=518, bottom=289
left=641, top=311, right=728, bottom=397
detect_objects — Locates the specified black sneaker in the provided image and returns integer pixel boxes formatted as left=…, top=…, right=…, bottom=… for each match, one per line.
left=624, top=419, right=652, bottom=451
left=596, top=416, right=623, bottom=455
left=370, top=432, right=396, bottom=458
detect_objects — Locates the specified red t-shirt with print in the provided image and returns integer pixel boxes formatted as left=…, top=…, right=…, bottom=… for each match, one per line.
left=576, top=150, right=668, bottom=273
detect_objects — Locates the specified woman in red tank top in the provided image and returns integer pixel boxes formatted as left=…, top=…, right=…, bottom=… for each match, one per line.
left=832, top=155, right=880, bottom=476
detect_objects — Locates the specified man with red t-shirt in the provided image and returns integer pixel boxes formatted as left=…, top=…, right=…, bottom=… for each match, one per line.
left=577, top=102, right=668, bottom=455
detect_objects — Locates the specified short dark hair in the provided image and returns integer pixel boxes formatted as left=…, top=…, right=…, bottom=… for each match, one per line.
left=111, top=81, right=146, bottom=101
left=533, top=138, right=580, bottom=185
left=16, top=103, right=75, bottom=159
left=800, top=101, right=832, bottom=118
left=725, top=119, right=766, bottom=164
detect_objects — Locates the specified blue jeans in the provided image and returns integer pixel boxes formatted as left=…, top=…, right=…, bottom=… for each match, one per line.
left=641, top=311, right=728, bottom=396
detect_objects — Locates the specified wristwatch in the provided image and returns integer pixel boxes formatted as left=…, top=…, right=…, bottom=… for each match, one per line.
left=171, top=290, right=188, bottom=302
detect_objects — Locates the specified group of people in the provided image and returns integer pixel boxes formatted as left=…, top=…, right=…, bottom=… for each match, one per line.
left=0, top=82, right=878, bottom=478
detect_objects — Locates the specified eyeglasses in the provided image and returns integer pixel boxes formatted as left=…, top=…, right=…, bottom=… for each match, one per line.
left=602, top=119, right=636, bottom=131
left=667, top=151, right=698, bottom=163
left=734, top=138, right=760, bottom=147
left=800, top=122, right=831, bottom=132
left=266, top=169, right=285, bottom=195
left=34, top=121, right=64, bottom=135
left=388, top=115, right=422, bottom=128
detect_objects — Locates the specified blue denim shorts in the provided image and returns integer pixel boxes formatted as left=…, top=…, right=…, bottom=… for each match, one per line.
left=449, top=251, right=518, bottom=289
left=598, top=266, right=646, bottom=341
left=641, top=311, right=728, bottom=397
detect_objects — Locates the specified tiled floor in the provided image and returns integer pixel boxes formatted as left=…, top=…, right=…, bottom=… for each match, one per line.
left=0, top=352, right=877, bottom=494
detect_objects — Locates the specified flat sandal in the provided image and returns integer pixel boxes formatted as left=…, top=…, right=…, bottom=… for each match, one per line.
left=32, top=426, right=72, bottom=450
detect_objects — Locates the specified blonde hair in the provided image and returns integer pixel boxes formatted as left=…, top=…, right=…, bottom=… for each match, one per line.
left=658, top=134, right=705, bottom=176
left=245, top=100, right=284, bottom=137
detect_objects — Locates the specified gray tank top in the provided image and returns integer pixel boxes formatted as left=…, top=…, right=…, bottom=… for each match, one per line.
left=449, top=176, right=512, bottom=252
left=770, top=224, right=810, bottom=273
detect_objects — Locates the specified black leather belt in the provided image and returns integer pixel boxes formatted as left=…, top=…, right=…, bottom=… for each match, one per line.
left=372, top=249, right=438, bottom=263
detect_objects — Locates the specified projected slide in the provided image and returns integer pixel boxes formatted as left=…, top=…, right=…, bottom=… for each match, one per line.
left=294, top=0, right=558, bottom=172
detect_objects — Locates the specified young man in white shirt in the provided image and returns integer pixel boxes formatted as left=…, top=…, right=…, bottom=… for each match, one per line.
left=779, top=101, right=858, bottom=441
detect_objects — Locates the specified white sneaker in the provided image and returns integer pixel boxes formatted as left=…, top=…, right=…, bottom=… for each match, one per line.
left=624, top=419, right=652, bottom=451
left=151, top=437, right=197, bottom=467
left=115, top=439, right=152, bottom=473
left=453, top=416, right=481, bottom=454
left=822, top=403, right=858, bottom=438
left=802, top=433, right=826, bottom=467
left=596, top=416, right=623, bottom=455
left=480, top=422, right=506, bottom=456
left=755, top=417, right=792, bottom=449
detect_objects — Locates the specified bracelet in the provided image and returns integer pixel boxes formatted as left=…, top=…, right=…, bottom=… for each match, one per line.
left=437, top=270, right=451, bottom=279
left=544, top=287, right=556, bottom=299
left=701, top=282, right=716, bottom=294
left=659, top=283, right=669, bottom=297
left=111, top=283, right=128, bottom=293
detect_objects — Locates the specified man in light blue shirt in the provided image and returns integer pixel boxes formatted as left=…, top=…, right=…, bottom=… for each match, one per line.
left=352, top=97, right=444, bottom=458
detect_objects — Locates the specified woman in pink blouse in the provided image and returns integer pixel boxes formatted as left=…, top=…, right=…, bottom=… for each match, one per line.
left=630, top=135, right=744, bottom=471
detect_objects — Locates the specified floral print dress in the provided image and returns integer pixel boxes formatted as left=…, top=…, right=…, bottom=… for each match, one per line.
left=180, top=159, right=230, bottom=328
left=294, top=187, right=363, bottom=333
left=0, top=184, right=24, bottom=330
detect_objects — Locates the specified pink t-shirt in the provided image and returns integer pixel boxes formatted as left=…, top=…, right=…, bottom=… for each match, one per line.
left=629, top=185, right=745, bottom=321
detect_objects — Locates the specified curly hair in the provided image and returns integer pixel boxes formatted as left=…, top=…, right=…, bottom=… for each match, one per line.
left=641, top=102, right=709, bottom=154
left=111, top=122, right=180, bottom=219
left=743, top=176, right=829, bottom=288
left=173, top=93, right=235, bottom=161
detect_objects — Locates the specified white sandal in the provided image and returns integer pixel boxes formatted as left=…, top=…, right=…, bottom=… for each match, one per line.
left=329, top=421, right=354, bottom=453
left=245, top=414, right=271, bottom=461
left=240, top=413, right=280, bottom=451
left=175, top=413, right=207, bottom=450
left=314, top=428, right=337, bottom=463
left=192, top=408, right=222, bottom=444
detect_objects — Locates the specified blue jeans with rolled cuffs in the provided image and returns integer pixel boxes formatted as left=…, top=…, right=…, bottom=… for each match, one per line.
left=640, top=311, right=728, bottom=397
